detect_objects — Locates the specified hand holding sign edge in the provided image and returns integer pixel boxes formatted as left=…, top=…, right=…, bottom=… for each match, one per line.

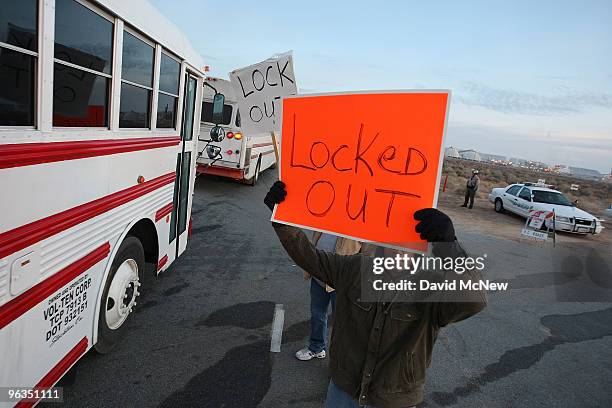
left=265, top=180, right=287, bottom=212
left=414, top=208, right=456, bottom=242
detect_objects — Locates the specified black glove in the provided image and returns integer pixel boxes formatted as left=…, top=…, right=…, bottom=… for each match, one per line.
left=264, top=181, right=287, bottom=211
left=414, top=208, right=456, bottom=242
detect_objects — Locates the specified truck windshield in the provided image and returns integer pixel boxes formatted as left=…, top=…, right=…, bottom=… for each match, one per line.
left=532, top=191, right=572, bottom=206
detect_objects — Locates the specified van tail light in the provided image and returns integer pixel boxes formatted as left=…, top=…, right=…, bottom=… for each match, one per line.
left=226, top=149, right=233, bottom=155
left=227, top=132, right=234, bottom=139
left=234, top=132, right=243, bottom=140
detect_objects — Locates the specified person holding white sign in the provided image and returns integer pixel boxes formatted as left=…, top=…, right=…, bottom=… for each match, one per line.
left=295, top=232, right=364, bottom=362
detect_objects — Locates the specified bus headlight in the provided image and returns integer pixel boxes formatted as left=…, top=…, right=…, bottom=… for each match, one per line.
left=206, top=145, right=221, bottom=159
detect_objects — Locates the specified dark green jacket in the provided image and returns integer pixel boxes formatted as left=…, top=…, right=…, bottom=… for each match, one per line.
left=273, top=223, right=487, bottom=408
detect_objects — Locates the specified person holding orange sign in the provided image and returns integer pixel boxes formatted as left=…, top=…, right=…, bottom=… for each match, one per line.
left=265, top=180, right=487, bottom=408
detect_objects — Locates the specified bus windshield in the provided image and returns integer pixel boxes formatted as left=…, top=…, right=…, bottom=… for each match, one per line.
left=201, top=101, right=233, bottom=125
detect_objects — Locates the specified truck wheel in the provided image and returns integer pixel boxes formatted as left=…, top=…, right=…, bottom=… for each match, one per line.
left=250, top=156, right=261, bottom=186
left=494, top=199, right=504, bottom=213
left=95, top=236, right=143, bottom=354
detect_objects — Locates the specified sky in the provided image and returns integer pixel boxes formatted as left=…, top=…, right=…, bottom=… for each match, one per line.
left=151, top=0, right=611, bottom=173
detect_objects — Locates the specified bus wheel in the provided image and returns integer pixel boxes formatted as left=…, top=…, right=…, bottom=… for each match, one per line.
left=250, top=155, right=261, bottom=186
left=95, top=236, right=144, bottom=354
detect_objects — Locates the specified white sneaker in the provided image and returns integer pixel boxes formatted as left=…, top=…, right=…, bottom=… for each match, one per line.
left=295, top=347, right=326, bottom=361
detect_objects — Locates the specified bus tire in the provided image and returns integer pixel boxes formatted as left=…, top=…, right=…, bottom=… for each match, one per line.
left=250, top=155, right=261, bottom=186
left=95, top=236, right=144, bottom=354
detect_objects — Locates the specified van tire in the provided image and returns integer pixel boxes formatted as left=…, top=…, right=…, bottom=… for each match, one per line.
left=95, top=236, right=144, bottom=354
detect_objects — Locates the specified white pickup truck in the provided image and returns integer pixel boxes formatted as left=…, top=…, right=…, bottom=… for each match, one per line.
left=489, top=183, right=603, bottom=235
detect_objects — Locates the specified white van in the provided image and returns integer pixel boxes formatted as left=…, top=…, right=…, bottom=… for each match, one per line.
left=196, top=77, right=276, bottom=184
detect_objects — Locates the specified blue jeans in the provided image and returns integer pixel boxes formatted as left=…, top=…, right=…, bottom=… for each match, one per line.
left=325, top=380, right=415, bottom=408
left=309, top=279, right=336, bottom=353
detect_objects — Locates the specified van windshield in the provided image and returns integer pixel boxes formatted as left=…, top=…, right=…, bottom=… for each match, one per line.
left=532, top=191, right=572, bottom=206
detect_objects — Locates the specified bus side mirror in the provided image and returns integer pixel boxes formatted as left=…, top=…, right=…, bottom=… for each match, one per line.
left=212, top=93, right=225, bottom=125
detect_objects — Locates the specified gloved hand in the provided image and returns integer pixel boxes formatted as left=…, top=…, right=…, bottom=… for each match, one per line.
left=414, top=208, right=456, bottom=242
left=264, top=181, right=287, bottom=211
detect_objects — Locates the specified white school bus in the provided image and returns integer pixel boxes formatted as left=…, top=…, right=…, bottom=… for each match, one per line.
left=196, top=77, right=277, bottom=185
left=0, top=0, right=211, bottom=405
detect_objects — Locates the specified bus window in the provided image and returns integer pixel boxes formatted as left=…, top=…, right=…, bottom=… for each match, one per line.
left=120, top=30, right=154, bottom=128
left=53, top=0, right=113, bottom=127
left=157, top=52, right=180, bottom=128
left=0, top=0, right=37, bottom=126
left=201, top=101, right=233, bottom=125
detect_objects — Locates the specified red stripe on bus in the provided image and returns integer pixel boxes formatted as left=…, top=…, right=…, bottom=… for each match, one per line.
left=155, top=203, right=173, bottom=221
left=0, top=243, right=110, bottom=330
left=15, top=337, right=89, bottom=408
left=157, top=255, right=168, bottom=271
left=0, top=136, right=180, bottom=170
left=0, top=172, right=175, bottom=259
left=252, top=142, right=274, bottom=148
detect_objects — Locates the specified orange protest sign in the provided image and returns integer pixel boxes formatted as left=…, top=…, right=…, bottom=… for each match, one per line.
left=272, top=91, right=450, bottom=252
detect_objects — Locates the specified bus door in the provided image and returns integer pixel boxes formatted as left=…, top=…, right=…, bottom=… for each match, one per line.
left=169, top=73, right=199, bottom=261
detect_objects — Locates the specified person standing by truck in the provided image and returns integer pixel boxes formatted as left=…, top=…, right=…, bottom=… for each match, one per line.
left=462, top=169, right=480, bottom=209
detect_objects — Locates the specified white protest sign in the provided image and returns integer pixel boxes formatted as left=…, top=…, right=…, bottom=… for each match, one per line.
left=528, top=210, right=552, bottom=229
left=521, top=228, right=548, bottom=240
left=229, top=51, right=298, bottom=134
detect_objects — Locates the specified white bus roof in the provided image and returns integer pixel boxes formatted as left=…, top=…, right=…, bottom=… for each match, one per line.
left=203, top=78, right=237, bottom=102
left=96, top=0, right=205, bottom=74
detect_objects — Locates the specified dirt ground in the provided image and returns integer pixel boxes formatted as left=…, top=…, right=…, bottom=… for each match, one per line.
left=437, top=191, right=612, bottom=249
left=441, top=157, right=611, bottom=216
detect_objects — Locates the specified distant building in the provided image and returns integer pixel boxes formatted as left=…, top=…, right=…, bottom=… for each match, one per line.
left=479, top=152, right=506, bottom=162
left=552, top=164, right=571, bottom=174
left=459, top=149, right=481, bottom=161
left=444, top=146, right=460, bottom=158
left=508, top=157, right=527, bottom=166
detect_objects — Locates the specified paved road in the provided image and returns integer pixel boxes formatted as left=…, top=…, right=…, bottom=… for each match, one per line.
left=45, top=169, right=612, bottom=408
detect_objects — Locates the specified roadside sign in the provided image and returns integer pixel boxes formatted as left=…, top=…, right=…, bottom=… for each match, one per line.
left=521, top=228, right=548, bottom=240
left=229, top=51, right=298, bottom=134
left=271, top=91, right=450, bottom=252
left=528, top=210, right=553, bottom=229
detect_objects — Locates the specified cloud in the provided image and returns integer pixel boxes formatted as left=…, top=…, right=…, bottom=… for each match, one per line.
left=457, top=81, right=612, bottom=116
